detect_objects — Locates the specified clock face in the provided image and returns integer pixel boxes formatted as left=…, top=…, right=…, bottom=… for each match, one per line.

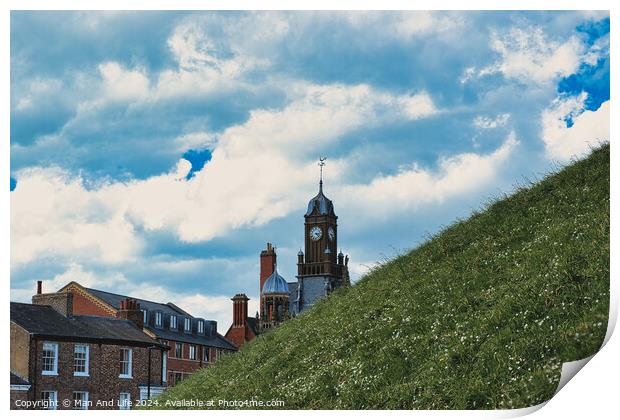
left=328, top=227, right=335, bottom=241
left=310, top=226, right=322, bottom=241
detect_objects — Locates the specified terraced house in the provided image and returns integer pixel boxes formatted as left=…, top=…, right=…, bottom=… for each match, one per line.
left=10, top=287, right=167, bottom=410
left=58, top=281, right=237, bottom=385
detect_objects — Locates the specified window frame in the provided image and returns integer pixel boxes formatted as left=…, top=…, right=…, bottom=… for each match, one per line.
left=119, top=348, right=133, bottom=379
left=73, top=344, right=90, bottom=377
left=142, top=309, right=148, bottom=325
left=184, top=317, right=191, bottom=332
left=155, top=312, right=162, bottom=327
left=42, top=342, right=59, bottom=376
left=170, top=315, right=177, bottom=330
left=41, top=390, right=58, bottom=410
left=119, top=392, right=131, bottom=410
left=189, top=344, right=196, bottom=360
left=203, top=346, right=210, bottom=362
left=197, top=320, right=204, bottom=334
left=72, top=391, right=89, bottom=410
left=175, top=342, right=182, bottom=358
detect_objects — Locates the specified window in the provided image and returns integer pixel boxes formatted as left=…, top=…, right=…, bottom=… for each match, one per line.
left=119, top=393, right=131, bottom=410
left=42, top=342, right=58, bottom=375
left=203, top=346, right=210, bottom=362
left=119, top=348, right=133, bottom=378
left=197, top=320, right=204, bottom=334
left=170, top=315, right=177, bottom=329
left=41, top=391, right=57, bottom=410
left=142, top=309, right=148, bottom=325
left=72, top=391, right=89, bottom=410
left=74, top=344, right=89, bottom=376
left=189, top=345, right=196, bottom=360
left=184, top=318, right=191, bottom=332
left=155, top=312, right=162, bottom=327
left=175, top=342, right=182, bottom=358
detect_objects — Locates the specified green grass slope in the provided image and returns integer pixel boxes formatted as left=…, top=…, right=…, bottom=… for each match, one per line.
left=153, top=145, right=609, bottom=410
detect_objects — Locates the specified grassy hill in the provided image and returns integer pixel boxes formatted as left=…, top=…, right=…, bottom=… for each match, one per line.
left=151, top=145, right=609, bottom=410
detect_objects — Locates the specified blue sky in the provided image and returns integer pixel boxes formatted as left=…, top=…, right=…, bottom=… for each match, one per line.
left=10, top=11, right=610, bottom=328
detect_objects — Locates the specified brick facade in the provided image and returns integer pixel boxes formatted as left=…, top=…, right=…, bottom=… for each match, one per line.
left=28, top=339, right=164, bottom=410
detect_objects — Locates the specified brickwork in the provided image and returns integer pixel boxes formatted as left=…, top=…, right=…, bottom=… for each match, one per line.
left=28, top=339, right=164, bottom=410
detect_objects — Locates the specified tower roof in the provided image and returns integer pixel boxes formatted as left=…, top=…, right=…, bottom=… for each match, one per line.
left=262, top=267, right=290, bottom=295
left=305, top=182, right=335, bottom=216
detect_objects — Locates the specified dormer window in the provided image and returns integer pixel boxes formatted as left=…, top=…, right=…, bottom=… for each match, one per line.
left=184, top=318, right=191, bottom=332
left=170, top=315, right=177, bottom=330
left=142, top=309, right=148, bottom=325
left=197, top=320, right=204, bottom=334
left=155, top=312, right=162, bottom=327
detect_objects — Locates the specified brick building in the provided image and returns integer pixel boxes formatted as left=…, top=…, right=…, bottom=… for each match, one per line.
left=10, top=290, right=168, bottom=410
left=57, top=281, right=237, bottom=386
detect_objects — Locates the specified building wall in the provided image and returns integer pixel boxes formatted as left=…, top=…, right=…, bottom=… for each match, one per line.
left=10, top=322, right=31, bottom=380
left=11, top=389, right=30, bottom=409
left=224, top=324, right=257, bottom=348
left=29, top=339, right=163, bottom=410
left=300, top=276, right=331, bottom=311
left=63, top=285, right=115, bottom=317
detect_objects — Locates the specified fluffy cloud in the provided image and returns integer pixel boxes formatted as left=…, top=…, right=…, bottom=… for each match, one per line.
left=541, top=94, right=609, bottom=160
left=11, top=82, right=438, bottom=267
left=467, top=25, right=585, bottom=84
left=338, top=132, right=519, bottom=221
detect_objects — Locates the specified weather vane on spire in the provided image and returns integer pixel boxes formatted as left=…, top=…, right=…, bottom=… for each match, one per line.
left=318, top=157, right=327, bottom=186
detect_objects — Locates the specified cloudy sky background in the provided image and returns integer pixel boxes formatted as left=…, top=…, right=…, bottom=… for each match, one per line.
left=10, top=11, right=610, bottom=329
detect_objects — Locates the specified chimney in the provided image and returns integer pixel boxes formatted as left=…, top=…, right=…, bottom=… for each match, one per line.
left=36, top=281, right=42, bottom=295
left=232, top=294, right=249, bottom=327
left=259, top=242, right=277, bottom=293
left=32, top=291, right=73, bottom=318
left=117, top=298, right=144, bottom=330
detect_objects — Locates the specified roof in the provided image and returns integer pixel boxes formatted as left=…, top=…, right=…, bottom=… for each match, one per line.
left=10, top=302, right=165, bottom=348
left=305, top=181, right=335, bottom=216
left=84, top=286, right=191, bottom=317
left=78, top=285, right=234, bottom=350
left=10, top=372, right=29, bottom=386
left=246, top=317, right=259, bottom=336
left=262, top=268, right=290, bottom=294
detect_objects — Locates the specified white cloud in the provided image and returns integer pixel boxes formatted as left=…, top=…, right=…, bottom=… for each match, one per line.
left=472, top=25, right=585, bottom=84
left=338, top=132, right=519, bottom=220
left=541, top=94, right=609, bottom=160
left=473, top=113, right=510, bottom=129
left=11, top=82, right=439, bottom=266
left=99, top=62, right=150, bottom=102
left=11, top=167, right=143, bottom=267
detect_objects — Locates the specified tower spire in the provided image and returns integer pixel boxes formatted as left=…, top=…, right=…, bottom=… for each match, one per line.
left=318, top=156, right=326, bottom=192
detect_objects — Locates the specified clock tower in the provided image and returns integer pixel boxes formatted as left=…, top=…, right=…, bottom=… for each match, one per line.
left=294, top=158, right=349, bottom=313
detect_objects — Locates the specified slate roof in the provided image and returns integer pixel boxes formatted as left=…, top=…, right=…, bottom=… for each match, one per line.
left=10, top=302, right=165, bottom=348
left=305, top=182, right=335, bottom=216
left=84, top=286, right=191, bottom=317
left=10, top=372, right=29, bottom=386
left=246, top=317, right=259, bottom=336
left=77, top=285, right=236, bottom=351
left=262, top=268, right=290, bottom=294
